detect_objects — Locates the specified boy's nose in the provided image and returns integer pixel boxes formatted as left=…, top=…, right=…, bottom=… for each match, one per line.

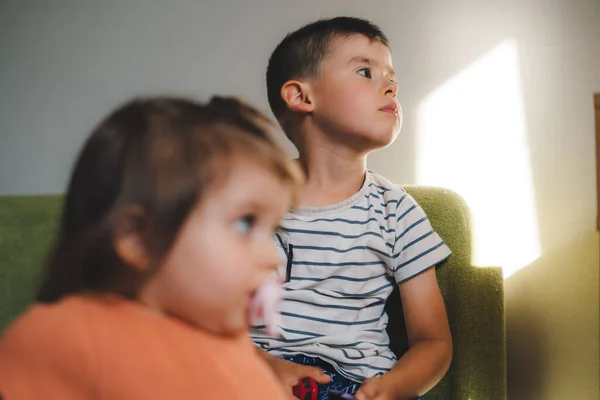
left=384, top=79, right=398, bottom=97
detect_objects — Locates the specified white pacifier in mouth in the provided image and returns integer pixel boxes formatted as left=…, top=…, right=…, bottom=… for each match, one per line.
left=249, top=273, right=283, bottom=336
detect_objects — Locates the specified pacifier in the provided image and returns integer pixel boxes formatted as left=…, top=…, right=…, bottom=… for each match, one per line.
left=249, top=273, right=283, bottom=336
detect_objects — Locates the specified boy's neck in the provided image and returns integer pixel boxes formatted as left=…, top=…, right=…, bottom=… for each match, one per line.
left=295, top=143, right=368, bottom=208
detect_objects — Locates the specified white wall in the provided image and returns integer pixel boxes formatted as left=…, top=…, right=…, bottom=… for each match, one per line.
left=1, top=1, right=598, bottom=398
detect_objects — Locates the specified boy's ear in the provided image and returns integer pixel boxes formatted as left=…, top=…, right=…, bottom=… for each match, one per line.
left=113, top=205, right=151, bottom=272
left=281, top=80, right=314, bottom=113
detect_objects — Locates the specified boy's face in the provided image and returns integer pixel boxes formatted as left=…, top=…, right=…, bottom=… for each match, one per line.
left=141, top=158, right=291, bottom=337
left=309, top=34, right=401, bottom=149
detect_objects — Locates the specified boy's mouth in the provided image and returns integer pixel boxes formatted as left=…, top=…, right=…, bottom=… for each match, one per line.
left=379, top=101, right=399, bottom=115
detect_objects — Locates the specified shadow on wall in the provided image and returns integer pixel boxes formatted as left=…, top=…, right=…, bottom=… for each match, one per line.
left=505, top=229, right=600, bottom=399
left=505, top=273, right=548, bottom=400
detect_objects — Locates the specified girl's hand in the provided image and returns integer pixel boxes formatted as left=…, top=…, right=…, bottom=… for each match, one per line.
left=264, top=355, right=331, bottom=399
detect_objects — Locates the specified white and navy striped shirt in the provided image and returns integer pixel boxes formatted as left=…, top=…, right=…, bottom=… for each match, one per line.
left=250, top=171, right=451, bottom=382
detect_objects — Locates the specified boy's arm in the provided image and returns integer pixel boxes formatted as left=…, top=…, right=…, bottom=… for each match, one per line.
left=355, top=267, right=452, bottom=400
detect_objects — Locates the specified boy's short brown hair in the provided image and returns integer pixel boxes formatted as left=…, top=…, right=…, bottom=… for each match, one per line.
left=266, top=16, right=389, bottom=140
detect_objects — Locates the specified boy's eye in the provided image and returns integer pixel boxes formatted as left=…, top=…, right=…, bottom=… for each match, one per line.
left=235, top=215, right=256, bottom=234
left=358, top=67, right=372, bottom=79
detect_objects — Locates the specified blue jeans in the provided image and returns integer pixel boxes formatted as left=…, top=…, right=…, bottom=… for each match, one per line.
left=282, top=354, right=424, bottom=400
left=283, top=354, right=360, bottom=399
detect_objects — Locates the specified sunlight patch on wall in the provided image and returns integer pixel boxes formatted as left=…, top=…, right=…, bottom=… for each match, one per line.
left=415, top=40, right=540, bottom=279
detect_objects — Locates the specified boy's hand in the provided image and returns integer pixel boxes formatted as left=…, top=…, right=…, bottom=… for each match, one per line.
left=262, top=353, right=331, bottom=398
left=354, top=376, right=394, bottom=400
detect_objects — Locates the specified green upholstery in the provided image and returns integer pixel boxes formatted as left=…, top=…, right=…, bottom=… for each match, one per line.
left=0, top=195, right=63, bottom=329
left=0, top=188, right=506, bottom=399
left=386, top=187, right=506, bottom=399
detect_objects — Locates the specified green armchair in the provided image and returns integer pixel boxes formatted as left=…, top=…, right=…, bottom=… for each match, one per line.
left=386, top=187, right=506, bottom=399
left=0, top=188, right=506, bottom=399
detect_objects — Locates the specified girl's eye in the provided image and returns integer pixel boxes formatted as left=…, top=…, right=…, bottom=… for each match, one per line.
left=235, top=215, right=255, bottom=235
left=358, top=67, right=372, bottom=79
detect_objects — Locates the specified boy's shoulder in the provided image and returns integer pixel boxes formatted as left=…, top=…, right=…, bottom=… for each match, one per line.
left=365, top=171, right=424, bottom=218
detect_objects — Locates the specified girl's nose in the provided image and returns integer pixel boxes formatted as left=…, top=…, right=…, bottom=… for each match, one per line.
left=261, top=242, right=281, bottom=271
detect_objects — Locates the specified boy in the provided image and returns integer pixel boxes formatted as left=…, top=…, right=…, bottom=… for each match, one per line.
left=251, top=17, right=453, bottom=400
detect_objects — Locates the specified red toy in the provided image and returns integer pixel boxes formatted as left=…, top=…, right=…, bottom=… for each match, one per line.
left=292, top=377, right=318, bottom=400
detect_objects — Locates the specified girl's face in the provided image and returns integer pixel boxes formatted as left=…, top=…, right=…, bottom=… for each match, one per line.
left=139, top=159, right=292, bottom=336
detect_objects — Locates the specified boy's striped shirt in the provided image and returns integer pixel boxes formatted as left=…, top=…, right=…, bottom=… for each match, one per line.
left=250, top=171, right=451, bottom=381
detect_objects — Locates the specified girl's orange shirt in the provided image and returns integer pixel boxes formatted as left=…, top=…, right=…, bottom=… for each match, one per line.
left=0, top=295, right=286, bottom=400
